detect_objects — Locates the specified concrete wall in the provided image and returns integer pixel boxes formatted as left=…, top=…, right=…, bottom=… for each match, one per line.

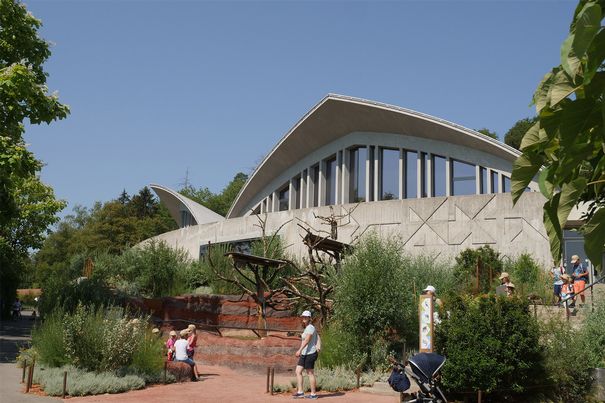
left=149, top=192, right=551, bottom=267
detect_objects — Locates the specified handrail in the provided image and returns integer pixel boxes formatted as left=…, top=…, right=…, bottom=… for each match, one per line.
left=559, top=274, right=605, bottom=305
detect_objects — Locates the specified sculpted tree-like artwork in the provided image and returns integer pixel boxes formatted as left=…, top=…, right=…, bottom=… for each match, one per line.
left=511, top=0, right=605, bottom=267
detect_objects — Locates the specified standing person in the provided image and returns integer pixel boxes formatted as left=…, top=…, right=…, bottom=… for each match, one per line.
left=174, top=329, right=199, bottom=381
left=11, top=298, right=21, bottom=320
left=166, top=330, right=177, bottom=361
left=560, top=274, right=576, bottom=308
left=293, top=310, right=320, bottom=400
left=571, top=255, right=589, bottom=306
left=186, top=324, right=200, bottom=375
left=550, top=262, right=565, bottom=305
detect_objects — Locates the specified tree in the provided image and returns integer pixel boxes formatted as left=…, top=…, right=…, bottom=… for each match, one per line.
left=476, top=128, right=498, bottom=140
left=0, top=0, right=69, bottom=316
left=511, top=0, right=605, bottom=267
left=503, top=117, right=537, bottom=149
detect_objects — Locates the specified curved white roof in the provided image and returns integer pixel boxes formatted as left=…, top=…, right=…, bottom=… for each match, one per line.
left=150, top=184, right=224, bottom=227
left=228, top=94, right=521, bottom=218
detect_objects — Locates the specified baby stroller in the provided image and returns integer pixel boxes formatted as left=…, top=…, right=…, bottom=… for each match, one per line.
left=388, top=353, right=447, bottom=403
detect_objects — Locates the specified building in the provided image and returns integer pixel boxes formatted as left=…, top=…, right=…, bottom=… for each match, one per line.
left=148, top=94, right=583, bottom=267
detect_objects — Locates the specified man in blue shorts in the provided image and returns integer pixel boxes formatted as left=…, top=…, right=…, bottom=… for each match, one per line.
left=293, top=310, right=320, bottom=399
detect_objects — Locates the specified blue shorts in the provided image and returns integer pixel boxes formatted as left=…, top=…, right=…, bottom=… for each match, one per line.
left=177, top=358, right=195, bottom=366
left=553, top=284, right=562, bottom=296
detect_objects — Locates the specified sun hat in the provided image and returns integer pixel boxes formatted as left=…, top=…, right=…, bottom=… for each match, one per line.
left=506, top=282, right=516, bottom=289
left=180, top=329, right=189, bottom=337
left=423, top=285, right=436, bottom=294
left=151, top=328, right=160, bottom=334
left=301, top=310, right=312, bottom=317
left=188, top=324, right=196, bottom=331
left=561, top=274, right=571, bottom=281
left=571, top=255, right=580, bottom=264
left=499, top=272, right=510, bottom=280
left=169, top=330, right=177, bottom=336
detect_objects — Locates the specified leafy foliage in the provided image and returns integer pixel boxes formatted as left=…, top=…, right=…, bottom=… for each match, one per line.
left=453, top=245, right=503, bottom=293
left=435, top=294, right=544, bottom=398
left=476, top=128, right=498, bottom=140
left=0, top=0, right=68, bottom=317
left=180, top=172, right=248, bottom=216
left=511, top=0, right=605, bottom=267
left=503, top=117, right=537, bottom=150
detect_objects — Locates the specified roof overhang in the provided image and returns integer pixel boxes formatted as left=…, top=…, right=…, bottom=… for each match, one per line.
left=151, top=184, right=225, bottom=227
left=228, top=94, right=522, bottom=218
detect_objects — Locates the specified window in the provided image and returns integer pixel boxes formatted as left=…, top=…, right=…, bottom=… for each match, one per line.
left=380, top=148, right=399, bottom=200
left=278, top=186, right=289, bottom=211
left=451, top=159, right=476, bottom=196
left=312, top=164, right=320, bottom=207
left=180, top=210, right=194, bottom=227
left=324, top=156, right=337, bottom=205
left=301, top=169, right=307, bottom=207
left=479, top=167, right=487, bottom=194
left=490, top=171, right=499, bottom=193
left=432, top=155, right=446, bottom=197
left=421, top=152, right=429, bottom=197
left=292, top=176, right=301, bottom=209
left=349, top=147, right=367, bottom=202
left=251, top=204, right=261, bottom=215
left=405, top=150, right=417, bottom=199
left=502, top=175, right=511, bottom=193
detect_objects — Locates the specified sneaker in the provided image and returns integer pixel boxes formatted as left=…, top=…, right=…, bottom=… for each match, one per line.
left=293, top=392, right=305, bottom=399
left=306, top=395, right=318, bottom=400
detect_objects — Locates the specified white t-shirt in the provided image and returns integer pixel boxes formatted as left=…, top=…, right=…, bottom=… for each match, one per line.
left=301, top=324, right=317, bottom=355
left=174, top=339, right=189, bottom=361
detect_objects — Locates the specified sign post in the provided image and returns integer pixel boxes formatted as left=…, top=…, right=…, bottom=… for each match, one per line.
left=419, top=294, right=434, bottom=353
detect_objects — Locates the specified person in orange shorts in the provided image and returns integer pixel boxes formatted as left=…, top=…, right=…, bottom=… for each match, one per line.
left=571, top=255, right=589, bottom=305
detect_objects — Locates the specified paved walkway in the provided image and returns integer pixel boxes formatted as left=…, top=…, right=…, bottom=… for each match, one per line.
left=0, top=312, right=397, bottom=403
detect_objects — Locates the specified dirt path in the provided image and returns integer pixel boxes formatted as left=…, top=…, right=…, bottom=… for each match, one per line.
left=64, top=365, right=397, bottom=403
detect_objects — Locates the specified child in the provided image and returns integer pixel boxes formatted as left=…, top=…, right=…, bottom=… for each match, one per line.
left=560, top=274, right=575, bottom=308
left=166, top=330, right=177, bottom=361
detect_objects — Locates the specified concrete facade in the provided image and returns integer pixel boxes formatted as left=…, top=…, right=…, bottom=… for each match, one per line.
left=152, top=192, right=551, bottom=266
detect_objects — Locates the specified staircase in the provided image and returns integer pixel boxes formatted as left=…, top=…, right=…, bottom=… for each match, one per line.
left=536, top=282, right=605, bottom=328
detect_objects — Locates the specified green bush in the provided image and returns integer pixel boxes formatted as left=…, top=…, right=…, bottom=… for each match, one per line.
left=32, top=309, right=68, bottom=368
left=287, top=366, right=386, bottom=392
left=454, top=245, right=503, bottom=293
left=33, top=365, right=146, bottom=396
left=130, top=330, right=165, bottom=377
left=504, top=253, right=550, bottom=301
left=435, top=294, right=544, bottom=399
left=332, top=234, right=410, bottom=368
left=582, top=299, right=605, bottom=368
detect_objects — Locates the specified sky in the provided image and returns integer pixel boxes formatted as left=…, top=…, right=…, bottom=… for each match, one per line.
left=23, top=0, right=577, bottom=216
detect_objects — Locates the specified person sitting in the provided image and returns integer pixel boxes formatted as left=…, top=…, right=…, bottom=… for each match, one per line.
left=166, top=330, right=177, bottom=361
left=174, top=329, right=199, bottom=381
left=505, top=282, right=516, bottom=298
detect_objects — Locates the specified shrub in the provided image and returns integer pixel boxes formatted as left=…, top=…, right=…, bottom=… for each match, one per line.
left=333, top=234, right=410, bottom=368
left=33, top=365, right=145, bottom=396
left=504, top=253, right=550, bottom=301
left=130, top=330, right=165, bottom=377
left=454, top=245, right=503, bottom=293
left=32, top=309, right=68, bottom=367
left=582, top=299, right=605, bottom=368
left=287, top=366, right=385, bottom=392
left=435, top=294, right=544, bottom=399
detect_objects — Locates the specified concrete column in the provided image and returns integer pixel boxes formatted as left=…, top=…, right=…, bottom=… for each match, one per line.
left=272, top=191, right=278, bottom=212
left=497, top=172, right=503, bottom=194
left=288, top=179, right=294, bottom=211
left=318, top=161, right=325, bottom=207
left=445, top=157, right=451, bottom=197
left=365, top=145, right=371, bottom=202
left=335, top=151, right=342, bottom=205
left=306, top=167, right=312, bottom=208
left=374, top=146, right=382, bottom=201
left=427, top=153, right=433, bottom=197
left=475, top=165, right=481, bottom=195
left=487, top=169, right=493, bottom=194
left=342, top=148, right=350, bottom=204
left=399, top=148, right=404, bottom=199
left=416, top=152, right=422, bottom=199
left=300, top=171, right=306, bottom=209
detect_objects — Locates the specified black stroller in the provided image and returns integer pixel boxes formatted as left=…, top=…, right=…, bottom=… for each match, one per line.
left=388, top=353, right=447, bottom=403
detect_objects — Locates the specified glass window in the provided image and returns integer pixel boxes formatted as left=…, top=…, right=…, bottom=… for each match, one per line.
left=490, top=171, right=499, bottom=193
left=502, top=175, right=511, bottom=193
left=451, top=159, right=476, bottom=196
left=349, top=147, right=367, bottom=202
left=312, top=164, right=320, bottom=207
left=380, top=148, right=399, bottom=200
left=324, top=156, right=337, bottom=205
left=421, top=152, right=429, bottom=198
left=301, top=169, right=307, bottom=207
left=180, top=210, right=194, bottom=227
left=432, top=155, right=446, bottom=197
left=292, top=176, right=301, bottom=209
left=405, top=150, right=417, bottom=199
left=479, top=167, right=488, bottom=194
left=278, top=186, right=289, bottom=211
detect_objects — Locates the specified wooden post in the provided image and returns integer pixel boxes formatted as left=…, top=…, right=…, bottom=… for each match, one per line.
left=62, top=371, right=67, bottom=398
left=476, top=257, right=481, bottom=293
left=26, top=361, right=34, bottom=393
left=355, top=368, right=361, bottom=388
left=164, top=361, right=167, bottom=384
left=478, top=389, right=482, bottom=403
left=21, top=360, right=26, bottom=383
left=266, top=367, right=270, bottom=393
left=270, top=367, right=275, bottom=395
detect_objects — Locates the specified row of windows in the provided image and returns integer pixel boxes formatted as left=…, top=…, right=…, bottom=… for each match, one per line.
left=254, top=145, right=518, bottom=214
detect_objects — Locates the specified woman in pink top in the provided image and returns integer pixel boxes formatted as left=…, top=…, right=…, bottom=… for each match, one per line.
left=165, top=330, right=177, bottom=361
left=186, top=324, right=200, bottom=376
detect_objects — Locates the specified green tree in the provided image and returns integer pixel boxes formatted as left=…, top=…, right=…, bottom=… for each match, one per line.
left=453, top=245, right=503, bottom=293
left=0, top=0, right=68, bottom=316
left=180, top=172, right=248, bottom=216
left=511, top=0, right=605, bottom=267
left=503, top=117, right=537, bottom=149
left=476, top=128, right=498, bottom=140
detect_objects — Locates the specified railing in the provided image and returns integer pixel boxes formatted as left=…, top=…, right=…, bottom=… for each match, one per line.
left=559, top=274, right=605, bottom=321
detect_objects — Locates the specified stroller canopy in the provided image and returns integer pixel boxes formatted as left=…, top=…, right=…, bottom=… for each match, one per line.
left=408, top=353, right=446, bottom=383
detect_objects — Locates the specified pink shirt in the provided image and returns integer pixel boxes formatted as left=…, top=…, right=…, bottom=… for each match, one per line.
left=187, top=334, right=197, bottom=351
left=166, top=338, right=176, bottom=350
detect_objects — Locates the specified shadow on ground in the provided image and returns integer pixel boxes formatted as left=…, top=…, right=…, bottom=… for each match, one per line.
left=0, top=310, right=36, bottom=363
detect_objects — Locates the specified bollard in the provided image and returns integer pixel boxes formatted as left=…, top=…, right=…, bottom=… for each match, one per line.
left=164, top=361, right=167, bottom=384
left=62, top=371, right=67, bottom=398
left=478, top=389, right=482, bottom=403
left=270, top=367, right=275, bottom=395
left=25, top=364, right=33, bottom=393
left=266, top=367, right=270, bottom=393
left=21, top=360, right=27, bottom=383
left=355, top=368, right=360, bottom=388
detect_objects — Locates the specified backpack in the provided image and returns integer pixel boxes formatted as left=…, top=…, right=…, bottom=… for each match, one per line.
left=388, top=368, right=411, bottom=392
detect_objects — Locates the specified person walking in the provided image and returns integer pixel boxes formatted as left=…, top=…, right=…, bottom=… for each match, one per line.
left=560, top=274, right=576, bottom=308
left=571, top=255, right=589, bottom=306
left=293, top=310, right=320, bottom=400
left=550, top=263, right=565, bottom=305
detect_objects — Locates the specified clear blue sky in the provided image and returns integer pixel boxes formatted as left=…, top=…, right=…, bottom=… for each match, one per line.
left=23, top=0, right=577, bottom=215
